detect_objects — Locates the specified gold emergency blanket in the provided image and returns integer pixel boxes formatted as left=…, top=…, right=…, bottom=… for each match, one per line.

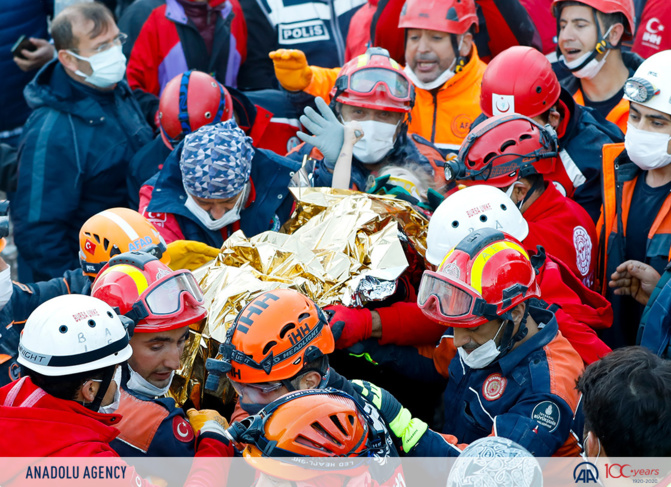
left=170, top=188, right=428, bottom=406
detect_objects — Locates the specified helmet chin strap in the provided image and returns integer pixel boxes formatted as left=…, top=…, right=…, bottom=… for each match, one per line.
left=84, top=366, right=116, bottom=412
left=497, top=305, right=530, bottom=358
left=516, top=177, right=544, bottom=210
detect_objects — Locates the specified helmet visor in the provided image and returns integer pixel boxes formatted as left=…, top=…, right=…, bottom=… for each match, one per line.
left=143, top=271, right=204, bottom=315
left=417, top=270, right=479, bottom=322
left=348, top=68, right=411, bottom=102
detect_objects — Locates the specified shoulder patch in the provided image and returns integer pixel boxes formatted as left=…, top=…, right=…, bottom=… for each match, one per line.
left=482, top=373, right=507, bottom=401
left=573, top=226, right=592, bottom=277
left=531, top=401, right=561, bottom=433
left=115, top=389, right=170, bottom=453
left=172, top=415, right=195, bottom=443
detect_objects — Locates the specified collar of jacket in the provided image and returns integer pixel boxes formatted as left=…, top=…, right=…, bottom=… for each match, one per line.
left=496, top=306, right=558, bottom=376
left=165, top=0, right=231, bottom=25
left=25, top=59, right=132, bottom=124
left=520, top=181, right=566, bottom=223
left=615, top=149, right=640, bottom=183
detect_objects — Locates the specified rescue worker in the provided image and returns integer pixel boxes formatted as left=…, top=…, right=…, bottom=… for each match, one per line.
left=127, top=70, right=303, bottom=208
left=91, top=251, right=226, bottom=457
left=289, top=47, right=444, bottom=191
left=230, top=389, right=402, bottom=485
left=478, top=45, right=624, bottom=222
left=351, top=229, right=585, bottom=457
left=597, top=50, right=671, bottom=348
left=0, top=208, right=169, bottom=386
left=270, top=0, right=486, bottom=157
left=140, top=119, right=301, bottom=246
left=446, top=114, right=598, bottom=288
left=552, top=0, right=642, bottom=132
left=0, top=294, right=233, bottom=465
left=327, top=186, right=611, bottom=371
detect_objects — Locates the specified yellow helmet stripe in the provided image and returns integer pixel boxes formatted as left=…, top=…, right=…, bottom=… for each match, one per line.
left=390, top=59, right=400, bottom=70
left=97, top=264, right=150, bottom=295
left=470, top=241, right=528, bottom=294
left=356, top=54, right=369, bottom=68
left=438, top=248, right=456, bottom=269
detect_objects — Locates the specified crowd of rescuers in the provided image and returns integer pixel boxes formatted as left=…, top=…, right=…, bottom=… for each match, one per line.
left=3, top=0, right=671, bottom=481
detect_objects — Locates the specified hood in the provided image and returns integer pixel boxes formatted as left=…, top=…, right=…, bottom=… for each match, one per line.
left=0, top=377, right=121, bottom=463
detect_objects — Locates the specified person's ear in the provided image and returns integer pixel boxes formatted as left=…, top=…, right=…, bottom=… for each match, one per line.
left=606, top=22, right=625, bottom=47
left=299, top=371, right=322, bottom=390
left=512, top=179, right=532, bottom=202
left=80, top=379, right=99, bottom=403
left=585, top=430, right=602, bottom=458
left=58, top=50, right=80, bottom=73
left=548, top=107, right=561, bottom=129
left=510, top=302, right=526, bottom=325
left=459, top=32, right=473, bottom=57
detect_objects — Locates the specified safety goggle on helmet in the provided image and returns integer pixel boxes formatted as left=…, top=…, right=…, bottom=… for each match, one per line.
left=228, top=388, right=391, bottom=481
left=331, top=47, right=414, bottom=113
left=91, top=251, right=206, bottom=333
left=418, top=228, right=541, bottom=327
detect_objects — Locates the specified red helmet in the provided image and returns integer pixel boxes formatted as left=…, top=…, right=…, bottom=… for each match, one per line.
left=551, top=0, right=635, bottom=39
left=238, top=389, right=390, bottom=480
left=216, top=289, right=334, bottom=384
left=446, top=114, right=558, bottom=187
left=158, top=70, right=234, bottom=149
left=399, top=0, right=478, bottom=34
left=91, top=252, right=207, bottom=333
left=418, top=228, right=541, bottom=328
left=330, top=47, right=414, bottom=113
left=481, top=47, right=561, bottom=119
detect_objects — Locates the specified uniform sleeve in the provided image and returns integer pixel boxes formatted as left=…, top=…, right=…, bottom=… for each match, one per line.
left=492, top=394, right=576, bottom=457
left=12, top=111, right=83, bottom=281
left=126, top=11, right=162, bottom=95
left=304, top=66, right=341, bottom=99
left=376, top=301, right=447, bottom=346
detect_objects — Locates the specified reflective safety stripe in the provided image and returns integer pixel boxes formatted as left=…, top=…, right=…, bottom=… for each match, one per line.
left=470, top=242, right=528, bottom=294
left=559, top=149, right=586, bottom=188
left=97, top=264, right=150, bottom=295
left=100, top=210, right=140, bottom=241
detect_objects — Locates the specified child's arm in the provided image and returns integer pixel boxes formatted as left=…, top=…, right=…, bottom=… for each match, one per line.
left=332, top=122, right=363, bottom=189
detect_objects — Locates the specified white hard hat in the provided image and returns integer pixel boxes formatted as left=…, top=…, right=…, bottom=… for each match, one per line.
left=623, top=50, right=671, bottom=116
left=447, top=437, right=543, bottom=487
left=426, top=185, right=529, bottom=266
left=18, top=294, right=133, bottom=376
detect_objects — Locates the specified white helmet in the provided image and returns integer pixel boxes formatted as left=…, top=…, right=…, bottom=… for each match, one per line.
left=426, top=185, right=529, bottom=266
left=18, top=294, right=133, bottom=376
left=623, top=50, right=671, bottom=116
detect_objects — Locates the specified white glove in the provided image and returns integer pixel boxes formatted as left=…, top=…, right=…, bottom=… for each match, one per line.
left=297, top=97, right=345, bottom=169
left=0, top=267, right=12, bottom=311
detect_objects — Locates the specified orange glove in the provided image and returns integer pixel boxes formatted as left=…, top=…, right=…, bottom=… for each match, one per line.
left=269, top=49, right=313, bottom=92
left=186, top=408, right=229, bottom=435
left=0, top=238, right=5, bottom=253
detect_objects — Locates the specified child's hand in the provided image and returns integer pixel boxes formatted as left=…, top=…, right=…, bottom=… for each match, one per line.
left=343, top=121, right=364, bottom=149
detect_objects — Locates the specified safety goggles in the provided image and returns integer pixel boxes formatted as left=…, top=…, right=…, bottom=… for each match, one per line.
left=417, top=270, right=497, bottom=324
left=624, top=77, right=661, bottom=103
left=336, top=68, right=412, bottom=103
left=125, top=270, right=204, bottom=322
left=230, top=379, right=284, bottom=397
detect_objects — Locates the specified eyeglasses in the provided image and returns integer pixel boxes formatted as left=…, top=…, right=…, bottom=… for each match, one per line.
left=71, top=32, right=128, bottom=55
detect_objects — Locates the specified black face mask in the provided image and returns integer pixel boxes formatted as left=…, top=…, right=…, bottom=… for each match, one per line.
left=239, top=399, right=265, bottom=415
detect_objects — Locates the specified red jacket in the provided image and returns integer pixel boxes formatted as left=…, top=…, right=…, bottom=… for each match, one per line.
left=377, top=252, right=611, bottom=365
left=523, top=182, right=598, bottom=289
left=0, top=377, right=233, bottom=484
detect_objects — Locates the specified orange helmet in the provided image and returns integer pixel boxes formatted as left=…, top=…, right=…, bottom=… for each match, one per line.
left=210, top=290, right=334, bottom=384
left=158, top=70, right=234, bottom=150
left=91, top=252, right=206, bottom=333
left=79, top=208, right=169, bottom=278
left=238, top=389, right=390, bottom=480
left=418, top=228, right=541, bottom=328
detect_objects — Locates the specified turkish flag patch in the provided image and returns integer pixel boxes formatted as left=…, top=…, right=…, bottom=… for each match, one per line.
left=84, top=239, right=97, bottom=255
left=172, top=415, right=195, bottom=443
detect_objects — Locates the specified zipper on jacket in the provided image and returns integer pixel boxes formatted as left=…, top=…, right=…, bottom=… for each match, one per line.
left=431, top=91, right=438, bottom=143
left=329, top=0, right=345, bottom=64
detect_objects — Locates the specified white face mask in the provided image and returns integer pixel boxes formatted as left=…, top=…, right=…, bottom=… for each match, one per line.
left=457, top=321, right=506, bottom=369
left=0, top=267, right=13, bottom=311
left=625, top=123, right=671, bottom=171
left=184, top=184, right=248, bottom=231
left=68, top=44, right=127, bottom=88
left=404, top=37, right=464, bottom=91
left=127, top=365, right=174, bottom=398
left=351, top=120, right=398, bottom=164
left=561, top=27, right=612, bottom=80
left=98, top=366, right=122, bottom=414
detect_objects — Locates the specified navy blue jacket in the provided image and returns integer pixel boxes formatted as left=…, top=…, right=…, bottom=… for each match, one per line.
left=11, top=60, right=154, bottom=281
left=639, top=265, right=671, bottom=359
left=557, top=89, right=624, bottom=222
left=0, top=0, right=51, bottom=133
left=141, top=140, right=302, bottom=247
left=0, top=269, right=91, bottom=387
